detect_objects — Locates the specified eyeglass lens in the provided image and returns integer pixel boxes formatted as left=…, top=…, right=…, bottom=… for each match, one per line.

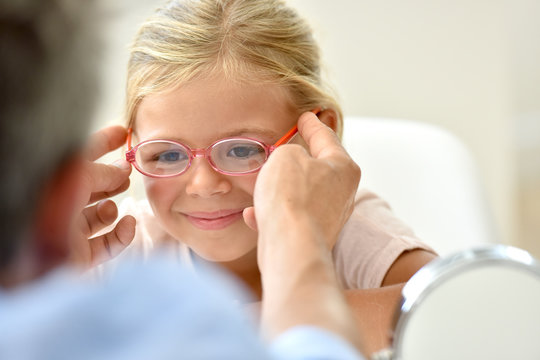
left=134, top=139, right=268, bottom=176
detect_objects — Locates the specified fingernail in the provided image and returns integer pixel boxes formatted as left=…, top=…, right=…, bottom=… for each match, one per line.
left=112, top=159, right=131, bottom=170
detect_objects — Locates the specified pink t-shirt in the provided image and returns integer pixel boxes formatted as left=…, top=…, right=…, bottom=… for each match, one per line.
left=333, top=189, right=435, bottom=288
left=110, top=188, right=435, bottom=289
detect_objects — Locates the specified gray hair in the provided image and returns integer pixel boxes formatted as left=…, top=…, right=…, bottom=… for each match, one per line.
left=0, top=0, right=99, bottom=268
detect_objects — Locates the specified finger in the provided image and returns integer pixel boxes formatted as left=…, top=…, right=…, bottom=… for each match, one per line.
left=88, top=178, right=130, bottom=204
left=81, top=199, right=118, bottom=237
left=89, top=215, right=136, bottom=266
left=242, top=206, right=258, bottom=231
left=85, top=126, right=128, bottom=161
left=83, top=159, right=131, bottom=204
left=297, top=112, right=347, bottom=159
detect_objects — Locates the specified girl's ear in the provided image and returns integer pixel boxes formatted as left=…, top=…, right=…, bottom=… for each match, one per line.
left=317, top=109, right=338, bottom=132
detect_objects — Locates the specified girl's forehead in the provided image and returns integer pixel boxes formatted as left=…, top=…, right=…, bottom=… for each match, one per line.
left=143, top=74, right=292, bottom=109
left=133, top=77, right=297, bottom=145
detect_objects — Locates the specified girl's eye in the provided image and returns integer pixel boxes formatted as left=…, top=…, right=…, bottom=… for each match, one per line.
left=226, top=145, right=263, bottom=159
left=155, top=151, right=187, bottom=162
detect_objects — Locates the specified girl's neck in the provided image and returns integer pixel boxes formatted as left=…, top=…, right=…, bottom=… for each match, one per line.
left=192, top=247, right=262, bottom=301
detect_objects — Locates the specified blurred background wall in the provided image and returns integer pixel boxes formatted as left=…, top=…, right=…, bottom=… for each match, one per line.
left=93, top=0, right=540, bottom=257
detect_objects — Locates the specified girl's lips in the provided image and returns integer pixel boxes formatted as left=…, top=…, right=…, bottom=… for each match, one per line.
left=184, top=209, right=244, bottom=231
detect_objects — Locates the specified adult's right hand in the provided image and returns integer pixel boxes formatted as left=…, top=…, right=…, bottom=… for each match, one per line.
left=70, top=126, right=136, bottom=268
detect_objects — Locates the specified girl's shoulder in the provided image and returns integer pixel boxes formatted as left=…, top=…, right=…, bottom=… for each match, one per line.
left=333, top=188, right=435, bottom=289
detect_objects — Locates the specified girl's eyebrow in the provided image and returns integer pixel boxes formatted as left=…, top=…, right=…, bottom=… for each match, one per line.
left=219, top=127, right=280, bottom=139
left=143, top=127, right=281, bottom=143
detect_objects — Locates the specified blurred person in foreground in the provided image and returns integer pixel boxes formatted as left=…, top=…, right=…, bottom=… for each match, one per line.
left=0, top=1, right=365, bottom=359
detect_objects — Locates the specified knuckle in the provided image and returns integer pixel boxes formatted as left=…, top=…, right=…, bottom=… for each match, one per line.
left=270, top=144, right=307, bottom=162
left=350, top=160, right=361, bottom=182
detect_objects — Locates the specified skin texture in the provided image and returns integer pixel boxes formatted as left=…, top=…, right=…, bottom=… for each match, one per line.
left=72, top=128, right=136, bottom=268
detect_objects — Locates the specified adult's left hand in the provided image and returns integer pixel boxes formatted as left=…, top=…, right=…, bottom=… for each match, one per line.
left=70, top=126, right=136, bottom=268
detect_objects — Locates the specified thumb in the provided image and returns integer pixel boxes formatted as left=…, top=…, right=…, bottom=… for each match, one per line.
left=242, top=206, right=258, bottom=231
left=84, top=160, right=131, bottom=195
left=297, top=111, right=345, bottom=160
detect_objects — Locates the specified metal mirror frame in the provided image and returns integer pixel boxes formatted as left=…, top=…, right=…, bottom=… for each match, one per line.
left=372, top=245, right=540, bottom=360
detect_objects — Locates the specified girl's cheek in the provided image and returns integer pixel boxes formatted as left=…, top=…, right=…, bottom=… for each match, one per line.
left=240, top=173, right=258, bottom=196
left=143, top=177, right=181, bottom=206
left=143, top=173, right=257, bottom=203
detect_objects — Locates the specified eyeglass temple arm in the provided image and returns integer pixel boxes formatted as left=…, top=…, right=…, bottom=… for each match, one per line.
left=126, top=128, right=134, bottom=151
left=125, top=128, right=136, bottom=163
left=272, top=108, right=321, bottom=147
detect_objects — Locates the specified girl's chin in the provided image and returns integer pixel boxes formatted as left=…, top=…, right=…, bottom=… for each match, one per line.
left=190, top=245, right=257, bottom=264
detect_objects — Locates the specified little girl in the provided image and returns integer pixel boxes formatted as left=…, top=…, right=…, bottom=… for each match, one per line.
left=111, top=0, right=435, bottom=351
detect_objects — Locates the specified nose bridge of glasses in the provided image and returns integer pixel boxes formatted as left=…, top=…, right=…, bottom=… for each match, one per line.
left=187, top=147, right=224, bottom=176
left=190, top=148, right=211, bottom=160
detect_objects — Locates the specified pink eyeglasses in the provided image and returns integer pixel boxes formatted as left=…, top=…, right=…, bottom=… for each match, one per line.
left=125, top=124, right=299, bottom=178
left=126, top=109, right=321, bottom=178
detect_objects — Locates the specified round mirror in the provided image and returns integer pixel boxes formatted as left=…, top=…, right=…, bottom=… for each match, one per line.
left=373, top=245, right=540, bottom=360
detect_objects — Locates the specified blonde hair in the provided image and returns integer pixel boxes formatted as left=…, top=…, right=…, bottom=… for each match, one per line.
left=126, top=0, right=343, bottom=137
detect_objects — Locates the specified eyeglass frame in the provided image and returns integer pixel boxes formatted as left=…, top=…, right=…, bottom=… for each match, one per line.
left=125, top=108, right=320, bottom=178
left=125, top=125, right=298, bottom=178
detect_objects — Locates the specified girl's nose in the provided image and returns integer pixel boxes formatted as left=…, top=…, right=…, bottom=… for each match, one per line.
left=184, top=157, right=231, bottom=198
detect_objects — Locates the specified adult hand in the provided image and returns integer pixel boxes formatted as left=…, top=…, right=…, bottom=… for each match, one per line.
left=244, top=111, right=361, bottom=248
left=70, top=126, right=136, bottom=268
left=248, top=112, right=364, bottom=354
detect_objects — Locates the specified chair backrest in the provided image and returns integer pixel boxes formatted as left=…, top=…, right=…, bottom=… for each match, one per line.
left=342, top=116, right=497, bottom=256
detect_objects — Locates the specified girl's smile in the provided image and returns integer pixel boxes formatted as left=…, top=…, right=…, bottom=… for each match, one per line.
left=183, top=209, right=245, bottom=231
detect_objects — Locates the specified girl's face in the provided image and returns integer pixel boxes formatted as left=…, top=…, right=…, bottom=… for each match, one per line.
left=134, top=74, right=299, bottom=262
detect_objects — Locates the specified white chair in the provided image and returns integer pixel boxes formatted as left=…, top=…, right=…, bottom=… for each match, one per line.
left=342, top=116, right=497, bottom=256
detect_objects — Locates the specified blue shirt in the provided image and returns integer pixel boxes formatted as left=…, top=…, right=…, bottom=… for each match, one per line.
left=0, top=257, right=363, bottom=360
